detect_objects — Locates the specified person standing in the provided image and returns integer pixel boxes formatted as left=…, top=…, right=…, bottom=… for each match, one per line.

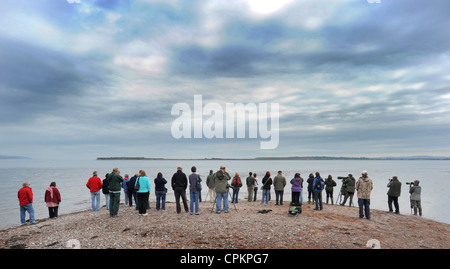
left=273, top=171, right=286, bottom=205
left=340, top=174, right=356, bottom=206
left=290, top=173, right=303, bottom=205
left=313, top=172, right=324, bottom=210
left=86, top=171, right=103, bottom=211
left=122, top=174, right=130, bottom=206
left=102, top=173, right=110, bottom=210
left=206, top=170, right=216, bottom=203
left=409, top=180, right=422, bottom=216
left=171, top=165, right=189, bottom=214
left=307, top=173, right=315, bottom=204
left=213, top=166, right=231, bottom=213
left=45, top=182, right=61, bottom=219
left=136, top=170, right=151, bottom=215
left=126, top=173, right=138, bottom=207
left=324, top=175, right=337, bottom=205
left=356, top=170, right=373, bottom=220
left=154, top=172, right=167, bottom=211
left=18, top=181, right=35, bottom=225
left=189, top=166, right=201, bottom=215
left=253, top=173, right=259, bottom=201
left=231, top=172, right=242, bottom=204
left=260, top=172, right=272, bottom=206
left=107, top=168, right=124, bottom=217
left=246, top=172, right=255, bottom=202
left=387, top=176, right=402, bottom=214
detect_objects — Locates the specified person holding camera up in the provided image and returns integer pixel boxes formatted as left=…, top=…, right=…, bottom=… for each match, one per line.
left=213, top=166, right=231, bottom=213
left=387, top=176, right=402, bottom=214
left=339, top=174, right=356, bottom=206
left=409, top=180, right=422, bottom=216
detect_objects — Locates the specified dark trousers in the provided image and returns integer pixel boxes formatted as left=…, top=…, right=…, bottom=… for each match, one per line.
left=137, top=192, right=150, bottom=214
left=127, top=189, right=134, bottom=206
left=174, top=187, right=189, bottom=213
left=388, top=196, right=399, bottom=213
left=325, top=190, right=334, bottom=204
left=292, top=192, right=300, bottom=205
left=48, top=206, right=59, bottom=218
left=358, top=198, right=371, bottom=219
left=313, top=191, right=323, bottom=210
left=275, top=190, right=284, bottom=205
left=109, top=192, right=121, bottom=216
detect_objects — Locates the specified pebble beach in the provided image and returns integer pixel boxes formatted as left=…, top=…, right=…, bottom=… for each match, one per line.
left=1, top=199, right=449, bottom=250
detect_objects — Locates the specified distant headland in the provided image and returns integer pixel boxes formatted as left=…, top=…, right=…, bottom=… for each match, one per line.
left=97, top=155, right=450, bottom=161
left=0, top=155, right=31, bottom=160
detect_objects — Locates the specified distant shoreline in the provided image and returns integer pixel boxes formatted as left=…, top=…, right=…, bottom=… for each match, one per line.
left=97, top=156, right=450, bottom=161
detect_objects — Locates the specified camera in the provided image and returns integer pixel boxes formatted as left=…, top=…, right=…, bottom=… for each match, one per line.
left=406, top=182, right=414, bottom=185
left=337, top=176, right=348, bottom=180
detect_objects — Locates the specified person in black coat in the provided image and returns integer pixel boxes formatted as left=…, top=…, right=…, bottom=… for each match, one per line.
left=127, top=174, right=138, bottom=207
left=171, top=165, right=189, bottom=213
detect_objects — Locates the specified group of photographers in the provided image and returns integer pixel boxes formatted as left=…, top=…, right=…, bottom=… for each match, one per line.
left=333, top=172, right=422, bottom=217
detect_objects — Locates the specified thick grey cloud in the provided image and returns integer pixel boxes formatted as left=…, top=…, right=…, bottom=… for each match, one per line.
left=0, top=0, right=449, bottom=159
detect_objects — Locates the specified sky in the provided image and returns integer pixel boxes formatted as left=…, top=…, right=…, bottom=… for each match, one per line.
left=0, top=0, right=449, bottom=160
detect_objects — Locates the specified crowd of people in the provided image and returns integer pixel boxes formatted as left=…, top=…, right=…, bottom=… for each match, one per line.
left=17, top=166, right=423, bottom=225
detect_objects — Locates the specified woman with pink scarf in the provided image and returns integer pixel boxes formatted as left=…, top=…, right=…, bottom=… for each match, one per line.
left=45, top=182, right=61, bottom=219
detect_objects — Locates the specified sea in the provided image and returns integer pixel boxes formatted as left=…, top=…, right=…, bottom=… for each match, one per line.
left=1, top=158, right=449, bottom=229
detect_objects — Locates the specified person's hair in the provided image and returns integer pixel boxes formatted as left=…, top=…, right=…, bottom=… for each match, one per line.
left=191, top=166, right=197, bottom=172
left=157, top=172, right=163, bottom=178
left=235, top=172, right=240, bottom=177
left=294, top=173, right=300, bottom=178
left=50, top=182, right=56, bottom=187
left=315, top=171, right=320, bottom=176
left=113, top=168, right=119, bottom=172
left=309, top=173, right=314, bottom=177
left=253, top=173, right=257, bottom=177
left=125, top=174, right=129, bottom=178
left=93, top=171, right=98, bottom=176
left=140, top=170, right=147, bottom=177
left=22, top=181, right=30, bottom=187
left=265, top=171, right=270, bottom=177
left=249, top=172, right=253, bottom=176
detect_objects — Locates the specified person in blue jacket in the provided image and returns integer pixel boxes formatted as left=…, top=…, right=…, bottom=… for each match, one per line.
left=136, top=170, right=151, bottom=215
left=313, top=171, right=324, bottom=211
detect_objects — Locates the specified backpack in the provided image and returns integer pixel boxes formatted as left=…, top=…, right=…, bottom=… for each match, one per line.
left=196, top=174, right=202, bottom=191
left=232, top=177, right=242, bottom=188
left=316, top=177, right=324, bottom=191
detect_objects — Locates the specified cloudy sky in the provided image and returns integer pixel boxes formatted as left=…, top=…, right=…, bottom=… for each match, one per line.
left=1, top=0, right=449, bottom=160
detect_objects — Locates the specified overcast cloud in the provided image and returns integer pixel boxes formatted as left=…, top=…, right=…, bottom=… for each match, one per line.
left=0, top=0, right=449, bottom=159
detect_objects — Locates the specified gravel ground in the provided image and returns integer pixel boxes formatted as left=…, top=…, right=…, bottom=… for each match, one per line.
left=1, top=199, right=449, bottom=249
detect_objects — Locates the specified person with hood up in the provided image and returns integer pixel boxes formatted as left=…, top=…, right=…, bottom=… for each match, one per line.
left=213, top=166, right=231, bottom=213
left=356, top=170, right=373, bottom=220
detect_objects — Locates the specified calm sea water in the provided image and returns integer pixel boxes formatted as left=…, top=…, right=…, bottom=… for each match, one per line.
left=0, top=159, right=448, bottom=229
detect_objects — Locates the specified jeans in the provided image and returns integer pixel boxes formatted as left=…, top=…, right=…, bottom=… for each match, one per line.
left=358, top=198, right=371, bottom=219
left=123, top=190, right=129, bottom=206
left=104, top=193, right=109, bottom=210
left=20, top=203, right=35, bottom=225
left=109, top=192, right=121, bottom=216
left=232, top=188, right=240, bottom=203
left=91, top=190, right=101, bottom=211
left=126, top=189, right=134, bottom=206
left=190, top=191, right=199, bottom=214
left=155, top=190, right=166, bottom=210
left=313, top=191, right=323, bottom=210
left=388, top=196, right=399, bottom=213
left=261, top=189, right=270, bottom=205
left=253, top=187, right=258, bottom=201
left=216, top=192, right=229, bottom=212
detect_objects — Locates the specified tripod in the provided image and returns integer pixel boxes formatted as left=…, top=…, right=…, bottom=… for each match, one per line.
left=210, top=187, right=238, bottom=213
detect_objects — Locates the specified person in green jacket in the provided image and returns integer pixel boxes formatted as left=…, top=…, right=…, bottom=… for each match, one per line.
left=324, top=175, right=337, bottom=205
left=213, top=166, right=231, bottom=213
left=340, top=174, right=356, bottom=206
left=387, top=176, right=402, bottom=214
left=107, top=168, right=124, bottom=217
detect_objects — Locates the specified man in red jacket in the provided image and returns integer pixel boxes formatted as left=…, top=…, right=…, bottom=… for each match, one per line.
left=18, top=181, right=35, bottom=225
left=86, top=171, right=103, bottom=211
